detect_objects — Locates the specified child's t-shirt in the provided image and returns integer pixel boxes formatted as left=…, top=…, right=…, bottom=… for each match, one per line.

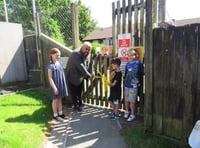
left=109, top=71, right=122, bottom=101
left=124, top=61, right=144, bottom=88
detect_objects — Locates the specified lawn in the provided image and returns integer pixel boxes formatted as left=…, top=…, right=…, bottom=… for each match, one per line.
left=0, top=87, right=51, bottom=148
left=120, top=124, right=183, bottom=148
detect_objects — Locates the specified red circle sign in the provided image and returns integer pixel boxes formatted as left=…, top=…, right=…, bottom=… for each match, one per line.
left=121, top=49, right=127, bottom=57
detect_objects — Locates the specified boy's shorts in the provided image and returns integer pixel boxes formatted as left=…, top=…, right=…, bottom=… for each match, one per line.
left=124, top=87, right=138, bottom=103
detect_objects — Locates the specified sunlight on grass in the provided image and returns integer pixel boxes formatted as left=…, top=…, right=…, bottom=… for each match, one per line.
left=0, top=87, right=51, bottom=148
left=120, top=124, right=179, bottom=148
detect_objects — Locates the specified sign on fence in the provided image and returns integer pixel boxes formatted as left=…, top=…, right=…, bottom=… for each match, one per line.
left=118, top=33, right=131, bottom=76
left=118, top=33, right=131, bottom=62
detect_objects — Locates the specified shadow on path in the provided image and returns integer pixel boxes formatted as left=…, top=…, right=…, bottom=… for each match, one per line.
left=65, top=105, right=127, bottom=148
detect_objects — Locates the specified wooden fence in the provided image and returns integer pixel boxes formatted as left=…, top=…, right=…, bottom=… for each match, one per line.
left=145, top=24, right=200, bottom=144
left=112, top=0, right=145, bottom=54
left=82, top=54, right=144, bottom=113
left=23, top=35, right=41, bottom=84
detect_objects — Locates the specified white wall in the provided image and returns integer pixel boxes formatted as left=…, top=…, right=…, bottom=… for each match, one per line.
left=0, top=22, right=27, bottom=84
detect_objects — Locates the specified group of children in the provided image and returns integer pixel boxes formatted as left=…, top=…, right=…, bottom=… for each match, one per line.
left=108, top=48, right=144, bottom=122
left=46, top=46, right=144, bottom=122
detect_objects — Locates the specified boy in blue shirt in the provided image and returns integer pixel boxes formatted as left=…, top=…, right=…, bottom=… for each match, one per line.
left=124, top=48, right=144, bottom=121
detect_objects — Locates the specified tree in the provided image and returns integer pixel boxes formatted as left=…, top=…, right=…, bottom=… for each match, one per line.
left=39, top=0, right=97, bottom=45
left=0, top=0, right=97, bottom=46
left=0, top=0, right=34, bottom=35
left=77, top=0, right=97, bottom=41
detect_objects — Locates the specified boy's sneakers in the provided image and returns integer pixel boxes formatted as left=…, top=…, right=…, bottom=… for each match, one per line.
left=114, top=114, right=119, bottom=120
left=109, top=112, right=114, bottom=117
left=127, top=114, right=136, bottom=122
left=110, top=113, right=119, bottom=120
left=124, top=111, right=129, bottom=119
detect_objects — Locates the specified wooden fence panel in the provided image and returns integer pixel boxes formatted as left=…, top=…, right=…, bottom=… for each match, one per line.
left=182, top=24, right=198, bottom=141
left=151, top=24, right=200, bottom=143
left=163, top=26, right=184, bottom=139
left=194, top=25, right=200, bottom=122
left=153, top=28, right=168, bottom=134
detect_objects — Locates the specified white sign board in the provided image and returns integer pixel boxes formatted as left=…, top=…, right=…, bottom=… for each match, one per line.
left=118, top=33, right=131, bottom=61
left=118, top=33, right=131, bottom=76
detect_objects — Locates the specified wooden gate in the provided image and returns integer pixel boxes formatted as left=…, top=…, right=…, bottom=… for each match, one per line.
left=83, top=55, right=144, bottom=113
left=83, top=55, right=115, bottom=108
left=112, top=0, right=145, bottom=54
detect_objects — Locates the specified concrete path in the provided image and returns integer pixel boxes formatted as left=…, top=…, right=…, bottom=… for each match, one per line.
left=65, top=104, right=127, bottom=148
left=43, top=104, right=144, bottom=148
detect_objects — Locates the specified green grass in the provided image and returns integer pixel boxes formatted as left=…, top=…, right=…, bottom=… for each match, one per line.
left=0, top=87, right=51, bottom=148
left=120, top=124, right=181, bottom=148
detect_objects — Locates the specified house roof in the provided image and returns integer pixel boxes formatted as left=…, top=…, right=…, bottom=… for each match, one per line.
left=83, top=18, right=200, bottom=41
left=175, top=17, right=200, bottom=26
left=83, top=27, right=112, bottom=41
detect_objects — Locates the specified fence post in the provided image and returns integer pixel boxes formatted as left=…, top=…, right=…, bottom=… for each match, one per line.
left=158, top=0, right=166, bottom=24
left=134, top=0, right=139, bottom=46
left=140, top=0, right=144, bottom=45
left=3, top=0, right=8, bottom=22
left=36, top=12, right=45, bottom=85
left=112, top=2, right=117, bottom=56
left=144, top=0, right=157, bottom=132
left=128, top=0, right=133, bottom=46
left=122, top=0, right=127, bottom=34
left=71, top=3, right=80, bottom=49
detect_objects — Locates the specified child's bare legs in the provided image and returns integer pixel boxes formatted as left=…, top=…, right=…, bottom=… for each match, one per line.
left=126, top=101, right=136, bottom=121
left=52, top=98, right=63, bottom=117
left=109, top=101, right=115, bottom=117
left=57, top=98, right=63, bottom=115
left=124, top=101, right=130, bottom=118
left=52, top=99, right=58, bottom=117
left=130, top=102, right=135, bottom=116
left=114, top=104, right=119, bottom=115
left=109, top=101, right=114, bottom=111
left=125, top=101, right=129, bottom=112
left=126, top=88, right=137, bottom=121
left=110, top=101, right=120, bottom=120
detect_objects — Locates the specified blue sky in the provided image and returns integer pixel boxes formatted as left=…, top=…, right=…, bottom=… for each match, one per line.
left=82, top=0, right=200, bottom=27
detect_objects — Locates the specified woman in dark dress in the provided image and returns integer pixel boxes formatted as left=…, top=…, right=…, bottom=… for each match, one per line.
left=47, top=48, right=68, bottom=121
